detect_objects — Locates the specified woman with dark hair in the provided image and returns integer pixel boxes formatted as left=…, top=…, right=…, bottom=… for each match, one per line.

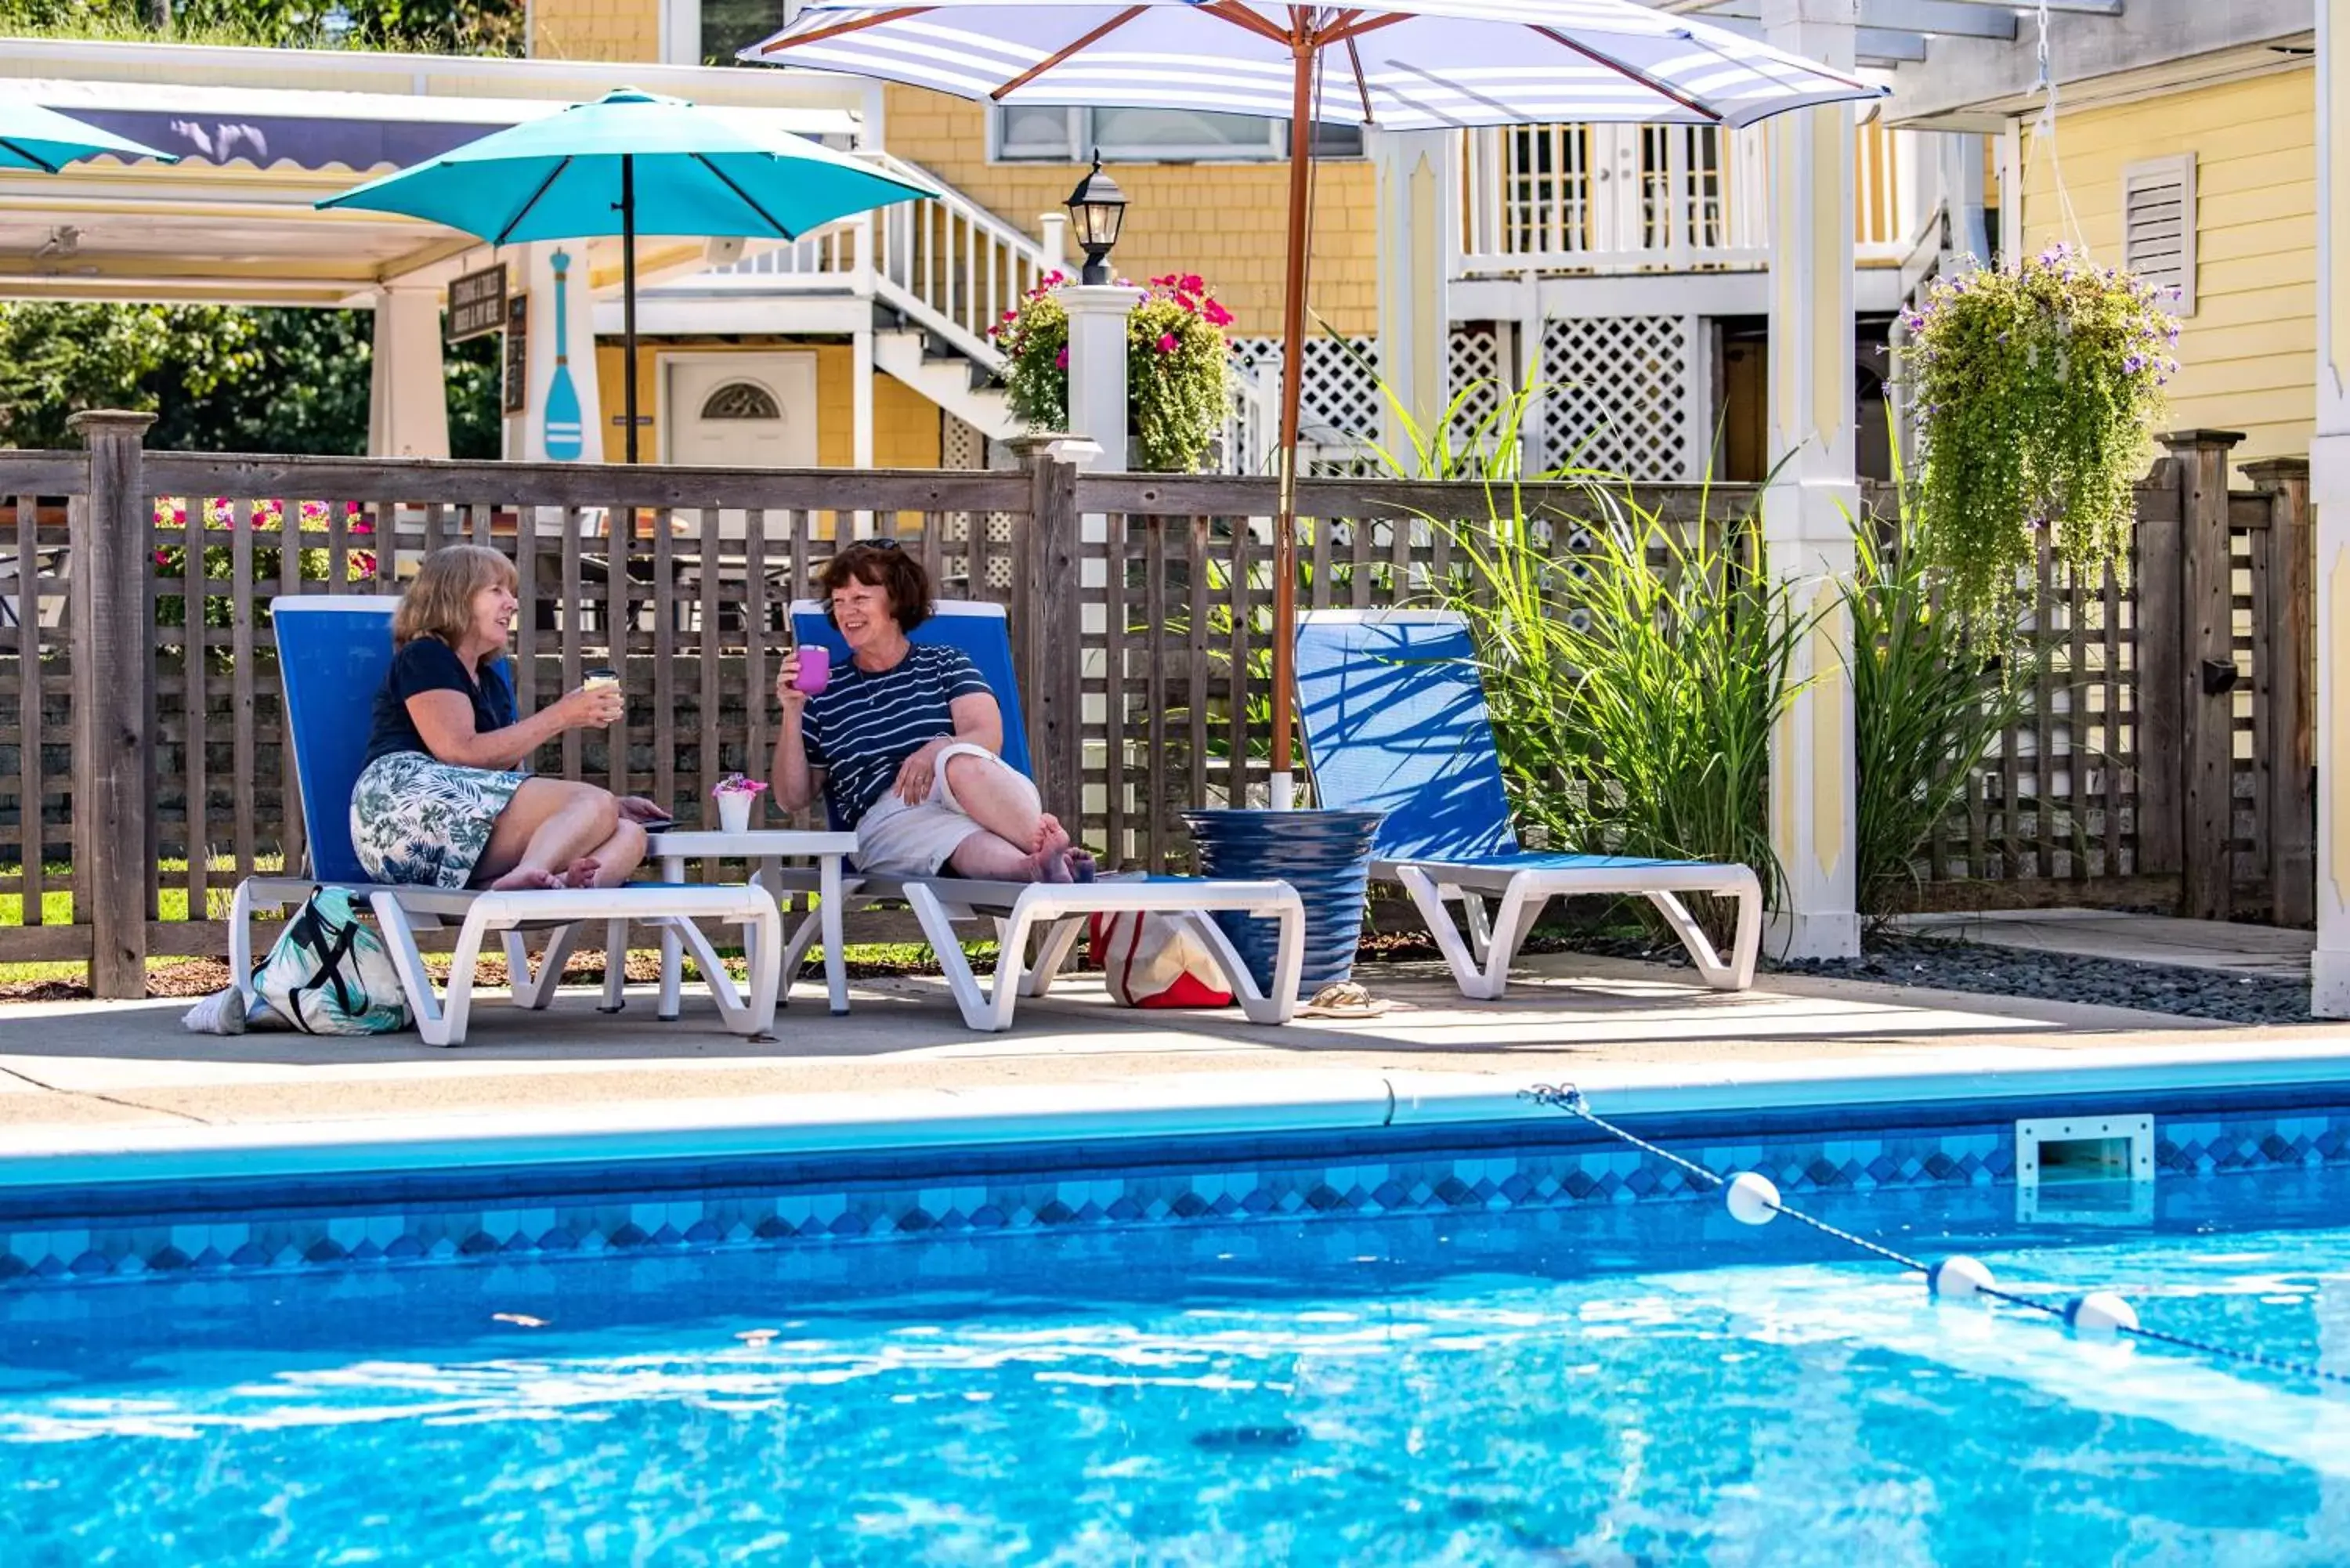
left=770, top=541, right=1087, bottom=881
left=349, top=544, right=665, bottom=892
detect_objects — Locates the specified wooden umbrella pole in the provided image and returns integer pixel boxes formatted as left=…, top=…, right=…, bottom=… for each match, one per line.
left=1268, top=26, right=1317, bottom=810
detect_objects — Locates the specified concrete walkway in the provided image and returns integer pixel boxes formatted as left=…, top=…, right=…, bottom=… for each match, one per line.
left=1893, top=908, right=2316, bottom=979
left=2, top=952, right=2343, bottom=1158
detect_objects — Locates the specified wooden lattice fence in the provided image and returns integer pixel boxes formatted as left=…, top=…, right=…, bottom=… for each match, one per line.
left=0, top=421, right=2315, bottom=995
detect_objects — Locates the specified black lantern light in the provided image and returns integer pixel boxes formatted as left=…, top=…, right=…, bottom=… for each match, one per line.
left=1064, top=150, right=1128, bottom=284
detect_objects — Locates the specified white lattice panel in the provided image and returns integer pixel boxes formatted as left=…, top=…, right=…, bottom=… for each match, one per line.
left=1448, top=327, right=1507, bottom=434
left=941, top=412, right=986, bottom=470
left=1536, top=315, right=1700, bottom=480
left=1229, top=335, right=1382, bottom=443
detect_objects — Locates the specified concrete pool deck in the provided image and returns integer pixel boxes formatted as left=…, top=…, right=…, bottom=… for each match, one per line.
left=2, top=952, right=2348, bottom=1168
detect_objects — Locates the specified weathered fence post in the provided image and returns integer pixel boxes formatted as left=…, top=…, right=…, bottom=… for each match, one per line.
left=2158, top=431, right=2248, bottom=920
left=67, top=410, right=156, bottom=998
left=1014, top=437, right=1083, bottom=827
left=2247, top=456, right=2316, bottom=927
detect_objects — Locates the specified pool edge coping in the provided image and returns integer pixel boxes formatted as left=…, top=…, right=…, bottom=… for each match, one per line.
left=6, top=1036, right=2350, bottom=1190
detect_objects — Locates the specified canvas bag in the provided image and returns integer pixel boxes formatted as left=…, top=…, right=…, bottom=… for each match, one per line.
left=1086, top=910, right=1234, bottom=1009
left=254, top=887, right=412, bottom=1035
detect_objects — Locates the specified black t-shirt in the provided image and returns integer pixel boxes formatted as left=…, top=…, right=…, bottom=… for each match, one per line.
left=363, top=638, right=517, bottom=766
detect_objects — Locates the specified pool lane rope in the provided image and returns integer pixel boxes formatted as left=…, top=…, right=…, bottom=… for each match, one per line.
left=1522, top=1083, right=2350, bottom=1388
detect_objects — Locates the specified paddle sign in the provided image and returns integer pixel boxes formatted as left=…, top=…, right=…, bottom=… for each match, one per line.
left=543, top=248, right=584, bottom=461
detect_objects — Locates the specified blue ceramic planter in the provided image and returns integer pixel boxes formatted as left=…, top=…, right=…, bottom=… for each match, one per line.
left=1183, top=807, right=1385, bottom=999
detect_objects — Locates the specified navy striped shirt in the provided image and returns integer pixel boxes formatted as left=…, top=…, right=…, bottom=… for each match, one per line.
left=802, top=643, right=992, bottom=826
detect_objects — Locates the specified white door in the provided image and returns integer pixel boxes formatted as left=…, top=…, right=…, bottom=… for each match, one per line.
left=665, top=354, right=818, bottom=468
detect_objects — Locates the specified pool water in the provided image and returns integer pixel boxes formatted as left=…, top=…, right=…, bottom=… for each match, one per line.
left=2, top=1171, right=2345, bottom=1565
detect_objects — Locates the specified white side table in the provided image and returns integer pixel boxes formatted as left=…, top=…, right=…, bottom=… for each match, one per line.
left=645, top=829, right=860, bottom=1017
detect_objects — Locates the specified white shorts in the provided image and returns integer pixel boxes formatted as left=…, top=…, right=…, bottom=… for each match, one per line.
left=852, top=742, right=1039, bottom=876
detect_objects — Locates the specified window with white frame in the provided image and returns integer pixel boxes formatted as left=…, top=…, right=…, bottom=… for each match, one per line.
left=993, top=106, right=1364, bottom=164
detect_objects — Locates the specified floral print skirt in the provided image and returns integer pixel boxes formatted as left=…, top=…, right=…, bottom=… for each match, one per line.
left=349, top=751, right=528, bottom=890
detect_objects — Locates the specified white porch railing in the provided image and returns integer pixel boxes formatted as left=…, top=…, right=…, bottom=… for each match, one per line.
left=1457, top=121, right=1921, bottom=278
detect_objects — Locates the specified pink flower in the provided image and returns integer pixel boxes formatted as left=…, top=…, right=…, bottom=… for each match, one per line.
left=1054, top=346, right=1068, bottom=369
left=1177, top=273, right=1205, bottom=295
left=1155, top=332, right=1177, bottom=354
left=1203, top=301, right=1234, bottom=328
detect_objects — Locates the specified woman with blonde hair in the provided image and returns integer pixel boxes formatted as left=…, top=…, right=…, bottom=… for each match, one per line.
left=349, top=544, right=663, bottom=891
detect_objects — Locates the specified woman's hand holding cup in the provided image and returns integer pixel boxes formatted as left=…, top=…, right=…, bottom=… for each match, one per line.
left=777, top=649, right=827, bottom=714
left=562, top=670, right=625, bottom=729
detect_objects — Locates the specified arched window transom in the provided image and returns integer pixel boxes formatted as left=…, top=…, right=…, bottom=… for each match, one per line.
left=701, top=381, right=782, bottom=421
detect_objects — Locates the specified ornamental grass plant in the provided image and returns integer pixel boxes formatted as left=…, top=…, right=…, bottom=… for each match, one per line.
left=1372, top=381, right=1812, bottom=936
left=1424, top=469, right=1810, bottom=934
left=1845, top=444, right=2055, bottom=922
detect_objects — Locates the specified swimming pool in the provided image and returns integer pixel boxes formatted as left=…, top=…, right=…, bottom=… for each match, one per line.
left=2, top=1089, right=2347, bottom=1564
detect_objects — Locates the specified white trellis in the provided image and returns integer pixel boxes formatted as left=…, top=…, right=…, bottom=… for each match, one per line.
left=1447, top=324, right=1510, bottom=434
left=1535, top=314, right=1705, bottom=480
left=1227, top=334, right=1383, bottom=446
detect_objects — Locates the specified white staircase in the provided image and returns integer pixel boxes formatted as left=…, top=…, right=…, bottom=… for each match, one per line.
left=679, top=150, right=1275, bottom=468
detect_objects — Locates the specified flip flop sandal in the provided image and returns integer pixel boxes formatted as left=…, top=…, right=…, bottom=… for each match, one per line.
left=1300, top=980, right=1389, bottom=1019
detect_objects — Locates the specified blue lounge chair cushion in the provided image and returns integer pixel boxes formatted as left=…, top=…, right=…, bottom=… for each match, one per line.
left=1292, top=613, right=1523, bottom=864
left=271, top=597, right=404, bottom=885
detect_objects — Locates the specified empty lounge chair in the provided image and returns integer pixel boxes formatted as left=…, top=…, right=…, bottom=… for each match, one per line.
left=1295, top=608, right=1760, bottom=999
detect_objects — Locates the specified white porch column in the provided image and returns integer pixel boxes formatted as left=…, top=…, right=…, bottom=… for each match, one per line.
left=504, top=243, right=605, bottom=464
left=1373, top=128, right=1455, bottom=460
left=2312, top=0, right=2350, bottom=1013
left=852, top=325, right=877, bottom=469
left=367, top=284, right=450, bottom=461
left=1940, top=132, right=1991, bottom=266
left=1062, top=284, right=1143, bottom=472
left=1762, top=0, right=1861, bottom=960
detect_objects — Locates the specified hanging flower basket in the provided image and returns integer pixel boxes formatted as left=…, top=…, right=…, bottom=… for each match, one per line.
left=992, top=272, right=1233, bottom=472
left=1902, top=244, right=2180, bottom=639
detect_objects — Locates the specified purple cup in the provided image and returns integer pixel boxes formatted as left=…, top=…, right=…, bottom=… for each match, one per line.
left=792, top=651, right=831, bottom=696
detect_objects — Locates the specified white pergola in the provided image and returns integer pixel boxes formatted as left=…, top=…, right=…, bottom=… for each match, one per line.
left=0, top=37, right=867, bottom=460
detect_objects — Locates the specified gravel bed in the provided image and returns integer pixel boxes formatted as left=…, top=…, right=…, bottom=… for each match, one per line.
left=1554, top=929, right=2313, bottom=1026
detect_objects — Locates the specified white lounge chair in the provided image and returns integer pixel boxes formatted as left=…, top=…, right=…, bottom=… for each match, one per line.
left=1294, top=608, right=1762, bottom=1000
left=772, top=599, right=1304, bottom=1031
left=229, top=596, right=780, bottom=1046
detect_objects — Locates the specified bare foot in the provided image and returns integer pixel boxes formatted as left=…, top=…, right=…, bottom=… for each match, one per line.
left=489, top=865, right=563, bottom=892
left=1025, top=847, right=1076, bottom=883
left=1030, top=815, right=1072, bottom=857
left=562, top=857, right=602, bottom=888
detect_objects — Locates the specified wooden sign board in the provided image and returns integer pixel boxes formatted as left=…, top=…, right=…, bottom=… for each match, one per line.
left=447, top=263, right=508, bottom=344
left=501, top=294, right=529, bottom=414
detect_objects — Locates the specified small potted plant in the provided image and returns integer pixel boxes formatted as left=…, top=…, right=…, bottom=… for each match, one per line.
left=711, top=772, right=769, bottom=834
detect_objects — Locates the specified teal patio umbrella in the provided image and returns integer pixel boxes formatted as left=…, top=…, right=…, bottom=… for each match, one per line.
left=0, top=99, right=178, bottom=172
left=319, top=87, right=932, bottom=461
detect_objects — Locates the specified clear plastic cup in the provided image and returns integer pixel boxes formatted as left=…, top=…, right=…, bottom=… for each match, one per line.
left=582, top=666, right=620, bottom=693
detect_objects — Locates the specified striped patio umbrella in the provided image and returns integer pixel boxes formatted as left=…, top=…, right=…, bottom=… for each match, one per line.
left=747, top=0, right=1883, bottom=800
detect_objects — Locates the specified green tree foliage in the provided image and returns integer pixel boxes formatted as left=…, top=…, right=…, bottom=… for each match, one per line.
left=0, top=0, right=521, bottom=53
left=0, top=302, right=503, bottom=458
